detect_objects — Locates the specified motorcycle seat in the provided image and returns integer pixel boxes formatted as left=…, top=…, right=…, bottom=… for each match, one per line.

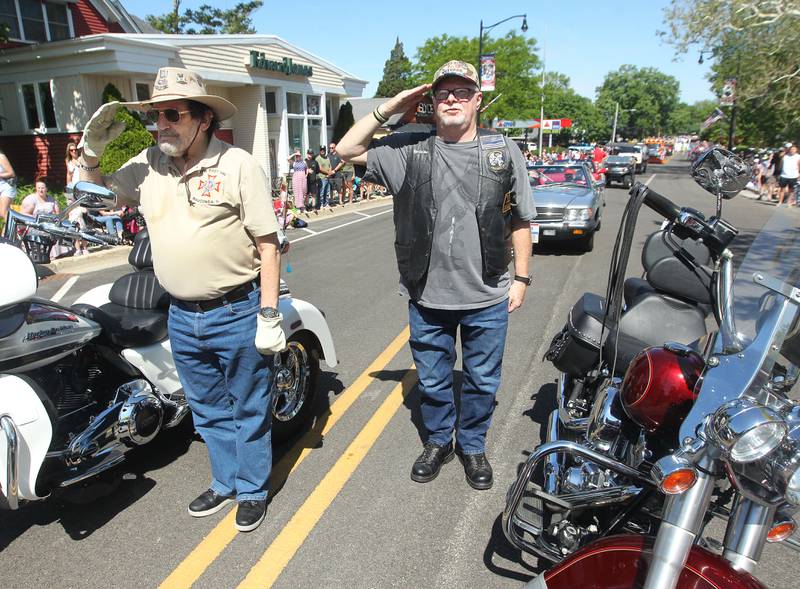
left=72, top=302, right=167, bottom=348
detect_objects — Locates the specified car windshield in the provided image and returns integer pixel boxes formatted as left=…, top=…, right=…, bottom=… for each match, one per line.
left=606, top=156, right=631, bottom=165
left=529, top=166, right=589, bottom=186
left=614, top=146, right=637, bottom=153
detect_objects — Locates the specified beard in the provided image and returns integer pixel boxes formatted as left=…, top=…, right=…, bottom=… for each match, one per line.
left=158, top=139, right=184, bottom=157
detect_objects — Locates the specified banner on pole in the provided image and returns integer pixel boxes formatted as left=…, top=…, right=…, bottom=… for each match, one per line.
left=701, top=108, right=725, bottom=130
left=720, top=78, right=736, bottom=106
left=480, top=54, right=496, bottom=92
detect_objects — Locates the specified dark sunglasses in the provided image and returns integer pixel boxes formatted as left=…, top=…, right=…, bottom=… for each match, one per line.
left=145, top=108, right=191, bottom=124
left=432, top=87, right=476, bottom=102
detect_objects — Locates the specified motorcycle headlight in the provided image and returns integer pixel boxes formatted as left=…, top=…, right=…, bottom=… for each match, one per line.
left=710, top=399, right=787, bottom=463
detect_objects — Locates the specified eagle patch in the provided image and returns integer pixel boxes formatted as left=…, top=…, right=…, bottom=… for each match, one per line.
left=487, top=149, right=508, bottom=172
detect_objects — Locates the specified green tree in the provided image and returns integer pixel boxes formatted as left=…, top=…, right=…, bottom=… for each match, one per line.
left=595, top=65, right=680, bottom=139
left=668, top=100, right=718, bottom=134
left=147, top=0, right=262, bottom=34
left=375, top=38, right=414, bottom=97
left=332, top=102, right=355, bottom=143
left=661, top=0, right=800, bottom=145
left=411, top=31, right=541, bottom=122
left=98, top=84, right=154, bottom=175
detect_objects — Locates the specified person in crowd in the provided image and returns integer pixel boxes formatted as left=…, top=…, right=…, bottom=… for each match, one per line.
left=336, top=60, right=535, bottom=491
left=305, top=148, right=319, bottom=214
left=770, top=147, right=785, bottom=201
left=65, top=141, right=89, bottom=254
left=315, top=145, right=333, bottom=212
left=90, top=206, right=125, bottom=237
left=327, top=142, right=344, bottom=205
left=777, top=143, right=800, bottom=207
left=341, top=157, right=355, bottom=204
left=0, top=149, right=17, bottom=228
left=75, top=66, right=285, bottom=533
left=288, top=149, right=307, bottom=214
left=21, top=177, right=60, bottom=216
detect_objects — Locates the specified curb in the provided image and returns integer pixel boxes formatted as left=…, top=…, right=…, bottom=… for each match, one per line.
left=286, top=196, right=392, bottom=228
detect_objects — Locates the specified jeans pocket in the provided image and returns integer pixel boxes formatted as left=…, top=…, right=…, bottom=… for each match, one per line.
left=227, top=295, right=260, bottom=316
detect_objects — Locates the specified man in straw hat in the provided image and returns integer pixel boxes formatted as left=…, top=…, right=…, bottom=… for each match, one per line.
left=76, top=66, right=285, bottom=532
left=337, top=60, right=535, bottom=491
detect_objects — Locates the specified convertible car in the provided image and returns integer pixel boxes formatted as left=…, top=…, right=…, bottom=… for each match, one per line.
left=527, top=162, right=604, bottom=252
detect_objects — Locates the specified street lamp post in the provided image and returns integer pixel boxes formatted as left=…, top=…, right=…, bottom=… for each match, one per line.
left=477, top=13, right=527, bottom=127
left=699, top=44, right=741, bottom=150
left=610, top=103, right=636, bottom=143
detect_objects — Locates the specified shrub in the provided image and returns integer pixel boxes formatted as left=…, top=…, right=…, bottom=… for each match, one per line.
left=98, top=83, right=154, bottom=175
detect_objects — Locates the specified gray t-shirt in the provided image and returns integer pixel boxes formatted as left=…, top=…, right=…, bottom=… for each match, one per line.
left=366, top=133, right=536, bottom=310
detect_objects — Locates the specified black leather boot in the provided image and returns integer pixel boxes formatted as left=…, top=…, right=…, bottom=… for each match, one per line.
left=461, top=453, right=493, bottom=490
left=410, top=441, right=455, bottom=483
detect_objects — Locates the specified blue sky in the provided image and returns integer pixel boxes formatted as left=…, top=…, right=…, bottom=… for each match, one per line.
left=121, top=0, right=714, bottom=104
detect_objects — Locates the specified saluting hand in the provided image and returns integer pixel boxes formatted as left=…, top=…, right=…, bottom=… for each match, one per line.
left=379, top=84, right=433, bottom=118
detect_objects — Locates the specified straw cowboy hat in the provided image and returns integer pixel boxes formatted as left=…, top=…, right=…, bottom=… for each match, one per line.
left=123, top=66, right=237, bottom=121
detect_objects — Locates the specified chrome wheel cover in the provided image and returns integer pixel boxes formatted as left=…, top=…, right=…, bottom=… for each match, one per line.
left=271, top=340, right=310, bottom=422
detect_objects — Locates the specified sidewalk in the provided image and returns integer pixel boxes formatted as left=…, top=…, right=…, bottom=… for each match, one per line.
left=43, top=196, right=393, bottom=275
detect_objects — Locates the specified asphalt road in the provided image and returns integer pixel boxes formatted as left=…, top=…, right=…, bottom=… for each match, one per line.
left=1, top=158, right=798, bottom=588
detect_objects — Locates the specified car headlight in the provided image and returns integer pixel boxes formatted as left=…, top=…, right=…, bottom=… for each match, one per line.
left=710, top=399, right=787, bottom=463
left=565, top=208, right=592, bottom=222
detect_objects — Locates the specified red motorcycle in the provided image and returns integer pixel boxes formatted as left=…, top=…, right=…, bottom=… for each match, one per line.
left=504, top=149, right=800, bottom=588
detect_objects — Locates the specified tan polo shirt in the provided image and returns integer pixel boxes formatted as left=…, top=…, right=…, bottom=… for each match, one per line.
left=109, top=136, right=279, bottom=300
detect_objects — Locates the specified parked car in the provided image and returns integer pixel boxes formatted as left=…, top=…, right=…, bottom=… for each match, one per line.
left=604, top=155, right=637, bottom=188
left=528, top=162, right=604, bottom=252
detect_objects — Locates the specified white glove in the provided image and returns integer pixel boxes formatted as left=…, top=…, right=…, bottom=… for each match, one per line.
left=255, top=313, right=286, bottom=354
left=77, top=102, right=125, bottom=159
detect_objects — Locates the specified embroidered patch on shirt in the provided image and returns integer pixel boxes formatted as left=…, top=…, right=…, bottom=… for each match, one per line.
left=502, top=190, right=513, bottom=213
left=191, top=169, right=225, bottom=204
left=487, top=149, right=508, bottom=172
left=479, top=134, right=505, bottom=150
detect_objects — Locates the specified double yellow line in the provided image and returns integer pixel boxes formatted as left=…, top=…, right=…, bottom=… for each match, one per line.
left=159, top=326, right=412, bottom=588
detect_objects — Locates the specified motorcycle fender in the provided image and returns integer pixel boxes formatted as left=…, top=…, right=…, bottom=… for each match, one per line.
left=72, top=283, right=113, bottom=308
left=536, top=535, right=766, bottom=589
left=121, top=340, right=182, bottom=397
left=0, top=375, right=53, bottom=504
left=278, top=297, right=337, bottom=368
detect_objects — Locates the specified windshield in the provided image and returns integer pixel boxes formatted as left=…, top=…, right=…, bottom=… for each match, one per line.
left=614, top=146, right=637, bottom=153
left=732, top=206, right=800, bottom=346
left=529, top=166, right=589, bottom=187
left=607, top=156, right=631, bottom=165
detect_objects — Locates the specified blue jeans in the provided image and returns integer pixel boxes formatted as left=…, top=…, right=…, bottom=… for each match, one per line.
left=408, top=299, right=509, bottom=454
left=168, top=286, right=272, bottom=500
left=91, top=214, right=123, bottom=236
left=316, top=178, right=330, bottom=209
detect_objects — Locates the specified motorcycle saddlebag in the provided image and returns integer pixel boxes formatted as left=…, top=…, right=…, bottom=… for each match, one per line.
left=545, top=293, right=606, bottom=377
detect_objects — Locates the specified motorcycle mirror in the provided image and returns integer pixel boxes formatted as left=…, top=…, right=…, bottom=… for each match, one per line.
left=71, top=181, right=117, bottom=209
left=690, top=148, right=751, bottom=200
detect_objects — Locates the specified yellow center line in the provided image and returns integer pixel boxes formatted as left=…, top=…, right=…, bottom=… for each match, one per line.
left=158, top=326, right=410, bottom=589
left=237, top=366, right=418, bottom=589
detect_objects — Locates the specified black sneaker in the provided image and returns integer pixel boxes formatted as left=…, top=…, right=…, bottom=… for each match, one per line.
left=410, top=441, right=454, bottom=483
left=188, top=489, right=234, bottom=517
left=236, top=499, right=267, bottom=532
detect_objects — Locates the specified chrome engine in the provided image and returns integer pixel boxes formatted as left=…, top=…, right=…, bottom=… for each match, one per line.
left=504, top=375, right=656, bottom=560
left=59, top=379, right=166, bottom=486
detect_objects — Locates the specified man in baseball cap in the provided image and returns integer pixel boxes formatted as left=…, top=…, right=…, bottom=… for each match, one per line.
left=336, top=60, right=535, bottom=492
left=75, top=66, right=284, bottom=532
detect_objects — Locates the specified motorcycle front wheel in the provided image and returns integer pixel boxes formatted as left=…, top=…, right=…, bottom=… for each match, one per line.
left=271, top=332, right=320, bottom=442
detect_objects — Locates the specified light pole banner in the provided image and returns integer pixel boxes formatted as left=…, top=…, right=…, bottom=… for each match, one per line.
left=720, top=78, right=736, bottom=106
left=480, top=54, right=496, bottom=92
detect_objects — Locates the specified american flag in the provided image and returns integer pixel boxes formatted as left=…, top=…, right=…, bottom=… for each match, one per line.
left=701, top=108, right=725, bottom=130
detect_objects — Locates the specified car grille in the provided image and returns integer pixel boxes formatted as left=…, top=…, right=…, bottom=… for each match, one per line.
left=535, top=207, right=565, bottom=222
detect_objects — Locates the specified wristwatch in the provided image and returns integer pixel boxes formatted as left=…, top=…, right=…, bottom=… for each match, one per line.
left=514, top=274, right=533, bottom=286
left=259, top=306, right=280, bottom=319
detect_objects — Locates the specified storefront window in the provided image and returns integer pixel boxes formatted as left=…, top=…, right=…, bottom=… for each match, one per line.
left=20, top=0, right=47, bottom=42
left=286, top=93, right=303, bottom=115
left=306, top=95, right=320, bottom=116
left=21, top=81, right=57, bottom=131
left=326, top=98, right=333, bottom=124
left=0, top=0, right=20, bottom=39
left=288, top=118, right=304, bottom=151
left=135, top=83, right=151, bottom=101
left=265, top=91, right=277, bottom=115
left=308, top=119, right=321, bottom=154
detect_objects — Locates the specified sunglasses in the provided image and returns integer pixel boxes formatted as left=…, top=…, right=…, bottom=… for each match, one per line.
left=69, top=148, right=77, bottom=152
left=432, top=87, right=476, bottom=102
left=145, top=108, right=191, bottom=124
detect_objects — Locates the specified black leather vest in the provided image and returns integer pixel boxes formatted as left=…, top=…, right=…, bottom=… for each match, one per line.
left=393, top=128, right=515, bottom=298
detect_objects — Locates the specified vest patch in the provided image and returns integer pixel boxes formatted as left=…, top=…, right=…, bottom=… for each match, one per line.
left=479, top=134, right=505, bottom=149
left=502, top=191, right=513, bottom=214
left=487, top=149, right=508, bottom=172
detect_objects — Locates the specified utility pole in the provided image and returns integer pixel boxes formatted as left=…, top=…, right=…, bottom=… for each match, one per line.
left=611, top=102, right=619, bottom=144
left=538, top=35, right=546, bottom=157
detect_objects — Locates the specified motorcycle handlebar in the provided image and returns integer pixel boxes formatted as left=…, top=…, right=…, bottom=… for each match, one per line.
left=641, top=186, right=681, bottom=221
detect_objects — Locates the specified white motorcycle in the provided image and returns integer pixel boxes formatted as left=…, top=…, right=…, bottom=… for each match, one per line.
left=0, top=182, right=336, bottom=510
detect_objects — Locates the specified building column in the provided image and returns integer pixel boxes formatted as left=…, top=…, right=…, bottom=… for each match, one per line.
left=320, top=90, right=328, bottom=146
left=277, top=88, right=290, bottom=175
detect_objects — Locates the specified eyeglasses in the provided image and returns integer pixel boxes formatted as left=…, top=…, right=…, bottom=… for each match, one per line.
left=433, top=87, right=476, bottom=102
left=68, top=148, right=77, bottom=152
left=145, top=108, right=191, bottom=124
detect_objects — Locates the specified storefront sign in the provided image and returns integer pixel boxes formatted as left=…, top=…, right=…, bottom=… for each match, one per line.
left=248, top=51, right=313, bottom=77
